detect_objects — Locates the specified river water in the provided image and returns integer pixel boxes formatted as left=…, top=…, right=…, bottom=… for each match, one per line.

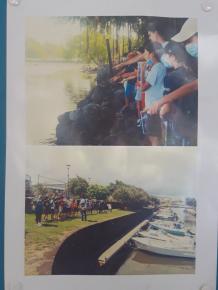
left=26, top=62, right=96, bottom=145
left=115, top=207, right=196, bottom=275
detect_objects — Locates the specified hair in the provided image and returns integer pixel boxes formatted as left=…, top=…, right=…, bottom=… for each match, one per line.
left=145, top=42, right=160, bottom=60
left=137, top=46, right=146, bottom=54
left=165, top=42, right=189, bottom=65
left=147, top=21, right=167, bottom=39
left=189, top=32, right=198, bottom=41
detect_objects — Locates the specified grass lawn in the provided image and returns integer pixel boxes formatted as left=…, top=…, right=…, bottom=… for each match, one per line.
left=25, top=209, right=133, bottom=275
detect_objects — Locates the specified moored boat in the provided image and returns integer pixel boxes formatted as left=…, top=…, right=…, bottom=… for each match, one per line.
left=132, top=236, right=195, bottom=258
left=149, top=221, right=186, bottom=236
left=154, top=214, right=178, bottom=221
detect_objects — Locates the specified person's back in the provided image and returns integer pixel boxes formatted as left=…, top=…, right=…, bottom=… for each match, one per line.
left=74, top=200, right=78, bottom=208
left=164, top=66, right=197, bottom=119
left=163, top=66, right=197, bottom=145
left=35, top=200, right=43, bottom=214
left=79, top=198, right=85, bottom=208
left=50, top=199, right=55, bottom=209
left=79, top=198, right=87, bottom=221
left=44, top=198, right=50, bottom=210
left=145, top=62, right=166, bottom=108
left=140, top=59, right=166, bottom=146
left=35, top=200, right=43, bottom=225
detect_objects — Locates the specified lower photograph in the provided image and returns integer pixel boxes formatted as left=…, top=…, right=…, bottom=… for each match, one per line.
left=25, top=146, right=196, bottom=276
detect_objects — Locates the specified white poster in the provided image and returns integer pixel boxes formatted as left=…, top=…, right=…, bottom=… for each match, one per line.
left=5, top=0, right=218, bottom=290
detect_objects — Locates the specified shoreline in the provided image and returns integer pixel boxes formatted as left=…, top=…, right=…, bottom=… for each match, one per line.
left=25, top=210, right=133, bottom=275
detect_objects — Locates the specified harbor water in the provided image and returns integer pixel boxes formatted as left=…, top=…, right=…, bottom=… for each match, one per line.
left=116, top=247, right=195, bottom=275
left=115, top=207, right=196, bottom=275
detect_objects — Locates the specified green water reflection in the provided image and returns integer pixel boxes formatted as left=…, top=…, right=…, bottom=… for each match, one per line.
left=26, top=62, right=96, bottom=145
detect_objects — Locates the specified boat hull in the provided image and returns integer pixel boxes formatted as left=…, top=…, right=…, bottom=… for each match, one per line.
left=150, top=223, right=186, bottom=236
left=132, top=237, right=195, bottom=259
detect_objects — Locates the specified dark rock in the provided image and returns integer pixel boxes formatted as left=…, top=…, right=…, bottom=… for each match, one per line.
left=57, top=112, right=71, bottom=123
left=69, top=110, right=80, bottom=121
left=56, top=65, right=147, bottom=145
left=96, top=65, right=111, bottom=87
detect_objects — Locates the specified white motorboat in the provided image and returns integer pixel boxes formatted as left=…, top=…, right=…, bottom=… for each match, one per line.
left=154, top=214, right=178, bottom=221
left=139, top=228, right=195, bottom=242
left=132, top=235, right=195, bottom=258
left=134, top=226, right=195, bottom=258
left=149, top=221, right=186, bottom=236
left=138, top=228, right=166, bottom=239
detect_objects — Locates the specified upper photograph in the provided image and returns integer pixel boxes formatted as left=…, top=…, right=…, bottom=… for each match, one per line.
left=26, top=16, right=198, bottom=146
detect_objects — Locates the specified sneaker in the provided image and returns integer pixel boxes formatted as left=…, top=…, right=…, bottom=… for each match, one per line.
left=137, top=119, right=141, bottom=127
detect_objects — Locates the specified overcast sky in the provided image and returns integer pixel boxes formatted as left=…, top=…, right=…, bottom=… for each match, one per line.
left=26, top=146, right=196, bottom=197
left=26, top=17, right=131, bottom=45
left=26, top=17, right=81, bottom=45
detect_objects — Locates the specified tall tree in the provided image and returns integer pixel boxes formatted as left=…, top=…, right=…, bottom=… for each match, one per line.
left=69, top=176, right=89, bottom=197
left=87, top=184, right=109, bottom=200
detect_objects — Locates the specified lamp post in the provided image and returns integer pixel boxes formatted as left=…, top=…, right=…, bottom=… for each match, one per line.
left=66, top=165, right=71, bottom=198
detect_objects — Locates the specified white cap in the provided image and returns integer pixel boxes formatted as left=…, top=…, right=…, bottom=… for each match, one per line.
left=172, top=18, right=197, bottom=43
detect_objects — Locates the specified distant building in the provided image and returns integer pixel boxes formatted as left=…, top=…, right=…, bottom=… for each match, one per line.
left=44, top=183, right=66, bottom=195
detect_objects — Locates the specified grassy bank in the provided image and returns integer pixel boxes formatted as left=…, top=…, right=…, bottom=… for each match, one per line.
left=25, top=209, right=133, bottom=275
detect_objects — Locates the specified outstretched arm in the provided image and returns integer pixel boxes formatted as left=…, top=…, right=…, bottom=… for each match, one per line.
left=122, top=75, right=137, bottom=82
left=113, top=54, right=145, bottom=70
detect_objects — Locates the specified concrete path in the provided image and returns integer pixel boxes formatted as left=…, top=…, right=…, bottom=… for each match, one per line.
left=98, top=219, right=149, bottom=266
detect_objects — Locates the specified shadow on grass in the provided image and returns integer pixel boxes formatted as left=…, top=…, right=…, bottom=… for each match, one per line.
left=42, top=223, right=58, bottom=227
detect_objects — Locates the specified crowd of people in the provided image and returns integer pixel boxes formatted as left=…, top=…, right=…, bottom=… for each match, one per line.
left=34, top=194, right=112, bottom=226
left=111, top=18, right=198, bottom=146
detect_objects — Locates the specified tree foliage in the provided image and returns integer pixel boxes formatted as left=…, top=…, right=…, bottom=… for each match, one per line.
left=87, top=184, right=108, bottom=200
left=26, top=16, right=187, bottom=63
left=69, top=176, right=89, bottom=197
left=26, top=38, right=65, bottom=60
left=109, top=180, right=150, bottom=210
left=32, top=184, right=48, bottom=196
left=67, top=175, right=151, bottom=209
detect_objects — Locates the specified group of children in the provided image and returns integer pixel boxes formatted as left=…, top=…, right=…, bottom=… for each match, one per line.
left=34, top=195, right=112, bottom=225
left=111, top=18, right=198, bottom=146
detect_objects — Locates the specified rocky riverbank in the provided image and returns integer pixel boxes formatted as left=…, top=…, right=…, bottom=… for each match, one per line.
left=56, top=65, right=148, bottom=145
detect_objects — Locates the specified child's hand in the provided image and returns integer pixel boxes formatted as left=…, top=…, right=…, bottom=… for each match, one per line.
left=147, top=100, right=163, bottom=115
left=111, top=76, right=119, bottom=83
left=136, top=81, right=141, bottom=88
left=141, top=107, right=148, bottom=113
left=113, top=63, right=123, bottom=70
left=141, top=82, right=147, bottom=91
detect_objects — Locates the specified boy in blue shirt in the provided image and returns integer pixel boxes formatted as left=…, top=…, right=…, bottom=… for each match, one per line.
left=141, top=45, right=166, bottom=145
